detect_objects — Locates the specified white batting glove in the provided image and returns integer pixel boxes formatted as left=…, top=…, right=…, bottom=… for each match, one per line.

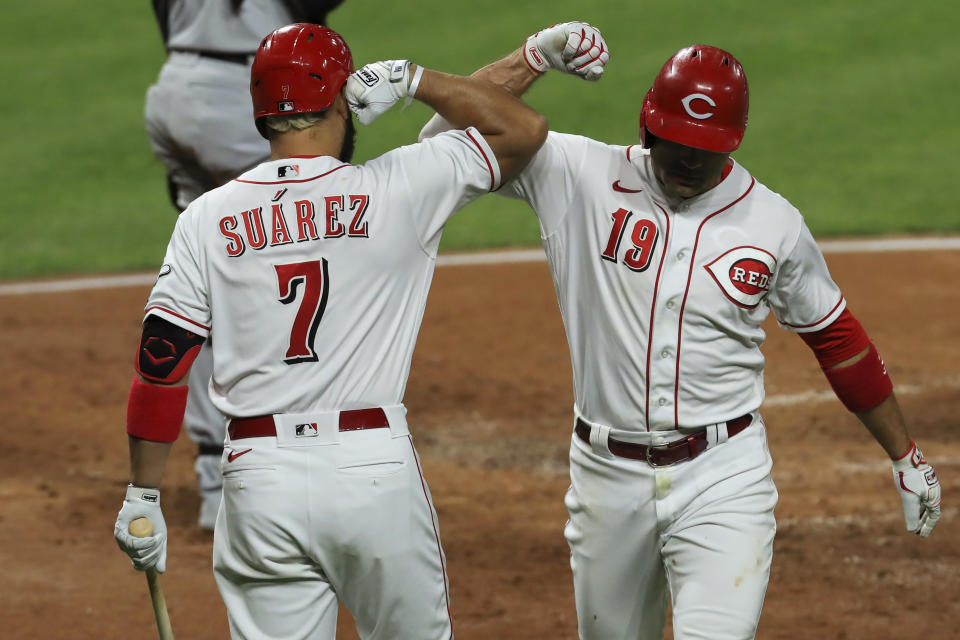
left=892, top=441, right=942, bottom=537
left=114, top=485, right=168, bottom=573
left=345, top=60, right=420, bottom=125
left=523, top=21, right=609, bottom=81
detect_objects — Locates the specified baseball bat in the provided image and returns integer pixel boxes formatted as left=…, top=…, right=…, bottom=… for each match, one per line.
left=129, top=517, right=175, bottom=640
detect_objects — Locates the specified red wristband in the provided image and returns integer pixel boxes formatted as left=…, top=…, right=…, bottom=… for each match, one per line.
left=126, top=377, right=188, bottom=442
left=822, top=343, right=893, bottom=413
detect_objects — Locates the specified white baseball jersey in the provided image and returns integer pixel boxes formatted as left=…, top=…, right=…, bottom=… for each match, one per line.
left=505, top=132, right=844, bottom=432
left=147, top=127, right=498, bottom=638
left=145, top=127, right=501, bottom=417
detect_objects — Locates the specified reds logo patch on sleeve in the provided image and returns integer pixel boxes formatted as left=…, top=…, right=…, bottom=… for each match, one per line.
left=704, top=246, right=777, bottom=309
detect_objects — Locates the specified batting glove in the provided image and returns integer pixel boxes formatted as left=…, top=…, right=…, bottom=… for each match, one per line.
left=523, top=21, right=609, bottom=81
left=114, top=485, right=168, bottom=573
left=345, top=60, right=421, bottom=125
left=892, top=440, right=942, bottom=537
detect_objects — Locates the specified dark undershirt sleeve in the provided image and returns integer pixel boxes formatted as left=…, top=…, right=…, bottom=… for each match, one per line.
left=280, top=0, right=345, bottom=24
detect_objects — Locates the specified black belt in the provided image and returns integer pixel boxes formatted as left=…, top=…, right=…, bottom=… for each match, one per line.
left=575, top=414, right=752, bottom=466
left=169, top=48, right=255, bottom=65
left=229, top=408, right=390, bottom=440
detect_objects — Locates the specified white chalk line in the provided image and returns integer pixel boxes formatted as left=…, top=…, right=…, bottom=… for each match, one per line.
left=777, top=507, right=957, bottom=530
left=1, top=236, right=958, bottom=296
left=764, top=376, right=960, bottom=408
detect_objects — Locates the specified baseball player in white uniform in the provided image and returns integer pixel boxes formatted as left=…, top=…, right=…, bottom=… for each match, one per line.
left=421, top=25, right=943, bottom=639
left=115, top=23, right=547, bottom=639
left=146, top=0, right=345, bottom=530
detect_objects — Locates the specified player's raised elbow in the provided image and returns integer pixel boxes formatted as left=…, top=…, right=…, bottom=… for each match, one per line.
left=524, top=112, right=549, bottom=151
left=497, top=112, right=548, bottom=182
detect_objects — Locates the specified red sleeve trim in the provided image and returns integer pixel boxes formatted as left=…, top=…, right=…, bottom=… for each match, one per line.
left=465, top=129, right=496, bottom=191
left=145, top=306, right=210, bottom=332
left=798, top=308, right=871, bottom=368
left=780, top=295, right=845, bottom=329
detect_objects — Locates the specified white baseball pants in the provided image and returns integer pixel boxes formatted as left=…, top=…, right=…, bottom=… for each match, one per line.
left=212, top=408, right=453, bottom=639
left=565, top=416, right=778, bottom=640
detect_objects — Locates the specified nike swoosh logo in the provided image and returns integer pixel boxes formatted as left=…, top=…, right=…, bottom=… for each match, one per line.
left=227, top=448, right=253, bottom=462
left=612, top=180, right=643, bottom=193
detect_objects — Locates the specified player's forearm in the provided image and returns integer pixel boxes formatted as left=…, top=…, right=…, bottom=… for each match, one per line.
left=126, top=370, right=190, bottom=488
left=471, top=48, right=541, bottom=98
left=821, top=343, right=910, bottom=457
left=418, top=50, right=539, bottom=142
left=854, top=392, right=913, bottom=459
left=415, top=67, right=545, bottom=140
left=414, top=66, right=547, bottom=177
left=129, top=437, right=174, bottom=488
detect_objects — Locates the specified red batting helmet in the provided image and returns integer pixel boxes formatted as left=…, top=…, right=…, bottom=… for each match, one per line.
left=639, top=45, right=749, bottom=153
left=251, top=23, right=354, bottom=120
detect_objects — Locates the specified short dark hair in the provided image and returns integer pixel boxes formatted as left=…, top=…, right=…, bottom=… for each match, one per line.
left=255, top=110, right=330, bottom=140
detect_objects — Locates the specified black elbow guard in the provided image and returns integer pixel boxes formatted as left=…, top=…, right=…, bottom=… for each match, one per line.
left=135, top=315, right=205, bottom=383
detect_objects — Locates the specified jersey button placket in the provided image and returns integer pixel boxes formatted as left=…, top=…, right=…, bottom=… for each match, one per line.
left=659, top=218, right=693, bottom=426
left=648, top=211, right=686, bottom=427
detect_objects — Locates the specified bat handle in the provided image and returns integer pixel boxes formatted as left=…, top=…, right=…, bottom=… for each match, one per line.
left=129, top=517, right=175, bottom=640
left=145, top=569, right=175, bottom=640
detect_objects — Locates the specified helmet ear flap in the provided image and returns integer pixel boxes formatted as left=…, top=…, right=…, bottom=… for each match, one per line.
left=639, top=89, right=654, bottom=148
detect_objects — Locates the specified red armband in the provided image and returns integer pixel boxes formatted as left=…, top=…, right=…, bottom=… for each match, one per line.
left=799, top=309, right=893, bottom=412
left=126, top=377, right=188, bottom=442
left=821, top=343, right=893, bottom=413
left=798, top=308, right=870, bottom=367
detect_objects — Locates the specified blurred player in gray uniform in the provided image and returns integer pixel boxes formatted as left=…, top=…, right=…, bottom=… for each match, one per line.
left=146, top=0, right=344, bottom=529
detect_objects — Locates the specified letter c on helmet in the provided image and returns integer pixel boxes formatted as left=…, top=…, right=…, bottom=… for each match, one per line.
left=681, top=93, right=717, bottom=120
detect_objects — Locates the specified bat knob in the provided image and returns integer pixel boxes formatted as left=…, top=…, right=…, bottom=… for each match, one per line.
left=129, top=517, right=155, bottom=538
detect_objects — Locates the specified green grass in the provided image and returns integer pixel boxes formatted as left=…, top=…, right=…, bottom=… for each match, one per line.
left=2, top=1, right=958, bottom=279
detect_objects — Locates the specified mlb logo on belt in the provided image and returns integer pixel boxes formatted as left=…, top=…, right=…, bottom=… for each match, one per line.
left=295, top=423, right=318, bottom=437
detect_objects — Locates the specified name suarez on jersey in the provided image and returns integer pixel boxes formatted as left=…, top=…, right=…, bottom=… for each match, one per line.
left=219, top=195, right=370, bottom=257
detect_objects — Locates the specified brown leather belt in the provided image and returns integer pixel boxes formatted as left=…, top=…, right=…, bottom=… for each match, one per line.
left=575, top=414, right=752, bottom=466
left=169, top=48, right=255, bottom=65
left=229, top=408, right=390, bottom=440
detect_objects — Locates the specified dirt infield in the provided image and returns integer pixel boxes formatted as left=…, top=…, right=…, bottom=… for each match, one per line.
left=1, top=249, right=957, bottom=639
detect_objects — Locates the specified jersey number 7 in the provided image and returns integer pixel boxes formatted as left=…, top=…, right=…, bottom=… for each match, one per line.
left=275, top=259, right=330, bottom=364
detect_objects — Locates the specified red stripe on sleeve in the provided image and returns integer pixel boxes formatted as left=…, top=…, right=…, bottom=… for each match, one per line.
left=145, top=306, right=210, bottom=332
left=780, top=295, right=844, bottom=329
left=465, top=129, right=496, bottom=191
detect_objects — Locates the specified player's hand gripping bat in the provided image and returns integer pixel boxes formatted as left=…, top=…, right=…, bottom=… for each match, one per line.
left=129, top=517, right=175, bottom=640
